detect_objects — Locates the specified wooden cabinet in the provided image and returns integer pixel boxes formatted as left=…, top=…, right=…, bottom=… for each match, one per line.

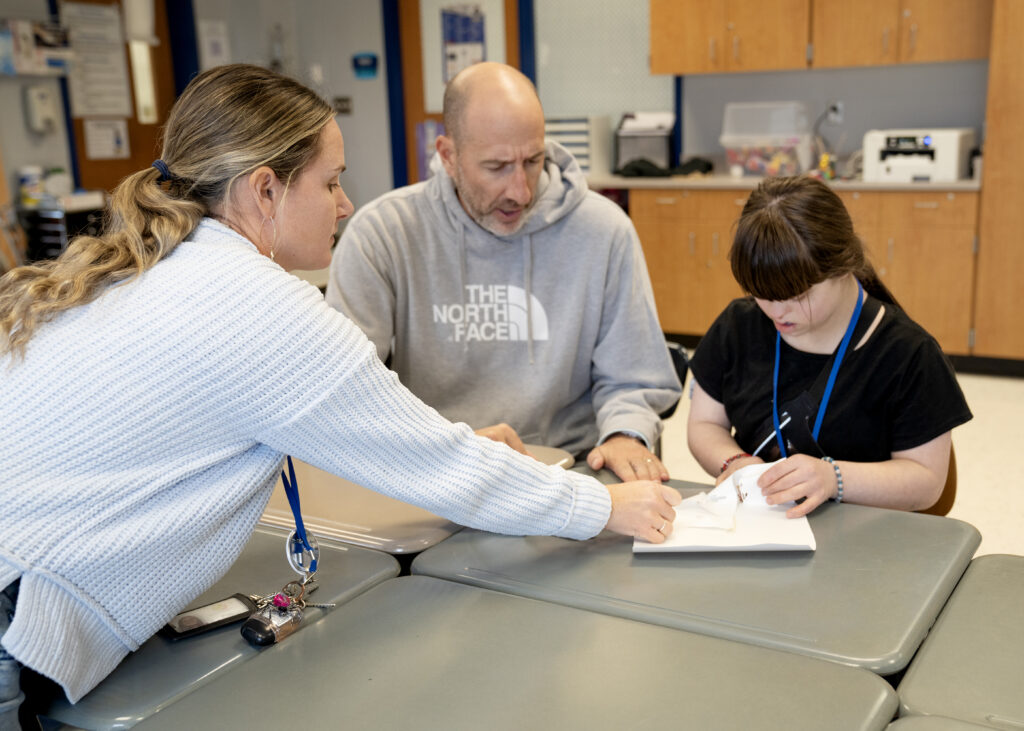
left=650, top=0, right=810, bottom=75
left=632, top=186, right=978, bottom=354
left=811, top=0, right=901, bottom=68
left=631, top=189, right=747, bottom=335
left=811, top=0, right=992, bottom=69
left=837, top=190, right=978, bottom=355
left=974, top=0, right=1024, bottom=359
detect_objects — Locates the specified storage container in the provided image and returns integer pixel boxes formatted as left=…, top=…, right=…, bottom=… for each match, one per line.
left=719, top=101, right=812, bottom=177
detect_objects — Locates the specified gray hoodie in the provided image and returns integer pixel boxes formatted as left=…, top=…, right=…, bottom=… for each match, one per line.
left=326, top=141, right=681, bottom=455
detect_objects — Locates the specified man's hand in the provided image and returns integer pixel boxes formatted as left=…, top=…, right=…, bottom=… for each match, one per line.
left=474, top=423, right=528, bottom=455
left=587, top=433, right=669, bottom=482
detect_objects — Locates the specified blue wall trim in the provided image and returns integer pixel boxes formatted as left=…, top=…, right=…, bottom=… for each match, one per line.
left=382, top=0, right=407, bottom=189
left=517, top=0, right=536, bottom=84
left=166, top=0, right=200, bottom=97
left=673, top=75, right=683, bottom=167
left=48, top=0, right=79, bottom=187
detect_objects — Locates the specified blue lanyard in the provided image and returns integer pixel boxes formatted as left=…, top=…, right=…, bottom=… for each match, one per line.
left=281, top=456, right=317, bottom=574
left=772, top=281, right=864, bottom=458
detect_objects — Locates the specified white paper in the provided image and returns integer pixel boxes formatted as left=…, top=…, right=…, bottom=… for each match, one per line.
left=84, top=119, right=130, bottom=160
left=634, top=462, right=816, bottom=553
left=197, top=19, right=231, bottom=71
left=64, top=2, right=133, bottom=118
left=620, top=111, right=675, bottom=133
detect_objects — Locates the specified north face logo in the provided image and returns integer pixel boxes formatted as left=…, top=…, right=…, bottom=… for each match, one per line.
left=432, top=284, right=549, bottom=342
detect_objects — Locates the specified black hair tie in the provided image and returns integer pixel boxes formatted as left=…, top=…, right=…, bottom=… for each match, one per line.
left=151, top=159, right=173, bottom=183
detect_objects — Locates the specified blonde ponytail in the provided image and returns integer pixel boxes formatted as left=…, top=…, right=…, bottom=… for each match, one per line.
left=1, top=64, right=334, bottom=359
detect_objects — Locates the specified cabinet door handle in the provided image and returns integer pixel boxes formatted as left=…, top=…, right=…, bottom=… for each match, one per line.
left=733, top=36, right=740, bottom=62
left=654, top=197, right=677, bottom=206
left=882, top=27, right=890, bottom=55
left=913, top=201, right=940, bottom=209
left=688, top=231, right=696, bottom=256
left=712, top=231, right=719, bottom=256
left=909, top=23, right=918, bottom=53
left=887, top=237, right=895, bottom=262
left=709, top=37, right=716, bottom=63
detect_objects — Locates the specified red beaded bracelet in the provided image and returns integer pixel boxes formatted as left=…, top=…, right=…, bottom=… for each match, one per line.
left=720, top=452, right=752, bottom=475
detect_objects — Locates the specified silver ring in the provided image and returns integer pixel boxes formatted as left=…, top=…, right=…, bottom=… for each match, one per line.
left=645, top=458, right=654, bottom=464
left=658, top=520, right=667, bottom=533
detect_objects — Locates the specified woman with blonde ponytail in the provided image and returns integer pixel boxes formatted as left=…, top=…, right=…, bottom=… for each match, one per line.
left=0, top=65, right=679, bottom=724
left=687, top=175, right=971, bottom=518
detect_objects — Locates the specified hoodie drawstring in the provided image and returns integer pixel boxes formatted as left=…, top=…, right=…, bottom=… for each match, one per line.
left=458, top=224, right=468, bottom=353
left=524, top=233, right=535, bottom=365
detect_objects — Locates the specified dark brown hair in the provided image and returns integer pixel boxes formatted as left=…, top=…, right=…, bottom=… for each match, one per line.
left=729, top=175, right=896, bottom=305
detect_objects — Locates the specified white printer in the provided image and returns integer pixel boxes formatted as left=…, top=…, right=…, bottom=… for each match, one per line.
left=862, top=128, right=975, bottom=183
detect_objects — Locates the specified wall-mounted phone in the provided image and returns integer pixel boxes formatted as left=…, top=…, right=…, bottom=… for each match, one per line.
left=24, top=84, right=60, bottom=134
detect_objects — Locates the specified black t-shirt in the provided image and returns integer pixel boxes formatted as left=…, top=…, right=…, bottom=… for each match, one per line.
left=690, top=296, right=972, bottom=463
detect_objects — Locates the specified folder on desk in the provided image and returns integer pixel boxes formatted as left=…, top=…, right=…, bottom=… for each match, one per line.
left=634, top=463, right=816, bottom=553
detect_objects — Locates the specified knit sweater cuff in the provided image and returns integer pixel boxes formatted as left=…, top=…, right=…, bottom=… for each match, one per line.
left=3, top=572, right=132, bottom=703
left=559, top=471, right=613, bottom=540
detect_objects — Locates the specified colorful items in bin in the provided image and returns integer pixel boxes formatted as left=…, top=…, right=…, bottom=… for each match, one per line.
left=720, top=101, right=812, bottom=178
left=725, top=144, right=804, bottom=178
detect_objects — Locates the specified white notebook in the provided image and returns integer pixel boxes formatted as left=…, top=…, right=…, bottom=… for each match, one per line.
left=634, top=462, right=816, bottom=553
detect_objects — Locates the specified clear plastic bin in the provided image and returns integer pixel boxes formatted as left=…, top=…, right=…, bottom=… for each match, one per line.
left=719, top=101, right=812, bottom=177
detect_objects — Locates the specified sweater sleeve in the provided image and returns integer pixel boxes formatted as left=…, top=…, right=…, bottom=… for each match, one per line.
left=325, top=205, right=398, bottom=364
left=590, top=216, right=682, bottom=447
left=232, top=269, right=612, bottom=540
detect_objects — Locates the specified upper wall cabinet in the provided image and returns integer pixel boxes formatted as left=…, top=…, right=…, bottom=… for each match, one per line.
left=650, top=0, right=810, bottom=75
left=811, top=0, right=993, bottom=69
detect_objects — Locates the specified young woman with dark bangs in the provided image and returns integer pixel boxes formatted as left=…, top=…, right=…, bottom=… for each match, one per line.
left=687, top=175, right=971, bottom=518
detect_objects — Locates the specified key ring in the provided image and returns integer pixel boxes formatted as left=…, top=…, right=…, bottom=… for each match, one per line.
left=285, top=529, right=319, bottom=580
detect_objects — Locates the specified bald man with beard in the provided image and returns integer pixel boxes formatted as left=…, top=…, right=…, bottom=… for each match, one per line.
left=326, top=63, right=681, bottom=483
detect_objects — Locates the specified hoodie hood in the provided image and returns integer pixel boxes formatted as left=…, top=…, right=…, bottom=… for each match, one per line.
left=424, top=140, right=590, bottom=362
left=426, top=140, right=589, bottom=242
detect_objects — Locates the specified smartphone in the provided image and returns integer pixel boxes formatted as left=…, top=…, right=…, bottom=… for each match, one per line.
left=159, top=594, right=257, bottom=640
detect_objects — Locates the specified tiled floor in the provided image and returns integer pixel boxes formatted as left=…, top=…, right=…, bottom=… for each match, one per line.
left=660, top=369, right=1024, bottom=558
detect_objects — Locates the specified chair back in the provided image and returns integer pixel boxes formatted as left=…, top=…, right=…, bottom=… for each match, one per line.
left=918, top=445, right=957, bottom=516
left=659, top=341, right=689, bottom=420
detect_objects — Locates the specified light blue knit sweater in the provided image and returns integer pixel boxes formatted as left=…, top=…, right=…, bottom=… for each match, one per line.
left=0, top=219, right=612, bottom=703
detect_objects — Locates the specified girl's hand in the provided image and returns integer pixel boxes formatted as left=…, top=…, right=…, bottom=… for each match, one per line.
left=714, top=455, right=764, bottom=485
left=758, top=455, right=839, bottom=518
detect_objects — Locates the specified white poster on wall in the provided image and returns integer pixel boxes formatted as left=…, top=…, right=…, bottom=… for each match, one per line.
left=419, top=0, right=505, bottom=114
left=63, top=2, right=132, bottom=118
left=197, top=19, right=232, bottom=71
left=84, top=118, right=130, bottom=160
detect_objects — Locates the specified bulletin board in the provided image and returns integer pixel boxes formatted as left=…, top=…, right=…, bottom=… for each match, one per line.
left=419, top=0, right=506, bottom=114
left=64, top=0, right=176, bottom=192
left=398, top=0, right=520, bottom=184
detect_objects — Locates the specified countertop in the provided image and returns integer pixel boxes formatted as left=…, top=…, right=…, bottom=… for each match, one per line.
left=587, top=172, right=982, bottom=193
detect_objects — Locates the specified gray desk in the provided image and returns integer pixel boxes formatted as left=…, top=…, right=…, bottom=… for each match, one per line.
left=41, top=526, right=399, bottom=730
left=888, top=718, right=993, bottom=730
left=412, top=479, right=980, bottom=675
left=260, top=459, right=463, bottom=555
left=898, top=554, right=1024, bottom=727
left=260, top=446, right=571, bottom=555
left=136, top=576, right=898, bottom=730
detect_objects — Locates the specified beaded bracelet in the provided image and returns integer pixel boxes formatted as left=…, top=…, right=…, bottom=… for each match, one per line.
left=822, top=456, right=843, bottom=502
left=720, top=452, right=752, bottom=475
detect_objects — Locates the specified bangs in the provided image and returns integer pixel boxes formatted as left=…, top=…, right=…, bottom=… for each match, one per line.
left=730, top=206, right=824, bottom=301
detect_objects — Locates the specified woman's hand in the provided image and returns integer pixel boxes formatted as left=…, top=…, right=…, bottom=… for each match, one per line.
left=757, top=454, right=838, bottom=518
left=604, top=481, right=682, bottom=543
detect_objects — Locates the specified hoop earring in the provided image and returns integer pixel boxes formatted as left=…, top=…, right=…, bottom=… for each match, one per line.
left=260, top=216, right=278, bottom=261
